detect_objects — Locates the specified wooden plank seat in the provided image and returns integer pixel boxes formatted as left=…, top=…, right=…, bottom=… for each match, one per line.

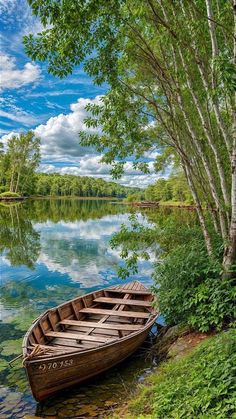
left=45, top=331, right=114, bottom=343
left=80, top=308, right=150, bottom=318
left=105, top=289, right=152, bottom=295
left=94, top=297, right=152, bottom=307
left=60, top=320, right=143, bottom=331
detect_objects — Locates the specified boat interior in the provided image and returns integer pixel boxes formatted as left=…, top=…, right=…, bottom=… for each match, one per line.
left=25, top=282, right=156, bottom=357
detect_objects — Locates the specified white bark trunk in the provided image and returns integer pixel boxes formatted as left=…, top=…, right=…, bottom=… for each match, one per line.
left=223, top=1, right=236, bottom=274
left=205, top=0, right=219, bottom=56
left=178, top=48, right=230, bottom=207
left=176, top=88, right=228, bottom=240
left=184, top=163, right=213, bottom=256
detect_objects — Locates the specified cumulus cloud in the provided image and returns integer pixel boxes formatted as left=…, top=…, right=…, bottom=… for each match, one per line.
left=0, top=54, right=41, bottom=91
left=38, top=159, right=158, bottom=188
left=1, top=95, right=159, bottom=187
left=34, top=97, right=101, bottom=160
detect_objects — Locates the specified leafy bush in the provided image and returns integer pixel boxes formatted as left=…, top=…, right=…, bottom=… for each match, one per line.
left=126, top=329, right=236, bottom=418
left=124, top=192, right=145, bottom=202
left=0, top=191, right=21, bottom=197
left=153, top=238, right=235, bottom=332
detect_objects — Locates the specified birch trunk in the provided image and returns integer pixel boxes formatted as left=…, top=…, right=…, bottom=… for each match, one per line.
left=223, top=1, right=236, bottom=275
left=176, top=86, right=228, bottom=240
left=10, top=170, right=15, bottom=193
left=204, top=0, right=231, bottom=155
left=14, top=171, right=21, bottom=194
left=205, top=0, right=219, bottom=56
left=184, top=163, right=213, bottom=256
left=178, top=48, right=230, bottom=207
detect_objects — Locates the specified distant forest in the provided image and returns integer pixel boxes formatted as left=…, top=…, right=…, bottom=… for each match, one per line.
left=34, top=173, right=138, bottom=198
left=0, top=132, right=138, bottom=198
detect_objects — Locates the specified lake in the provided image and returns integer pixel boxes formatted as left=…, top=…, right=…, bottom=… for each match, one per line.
left=0, top=198, right=156, bottom=418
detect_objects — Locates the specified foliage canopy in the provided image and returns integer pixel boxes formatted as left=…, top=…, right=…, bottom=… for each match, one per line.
left=24, top=0, right=236, bottom=273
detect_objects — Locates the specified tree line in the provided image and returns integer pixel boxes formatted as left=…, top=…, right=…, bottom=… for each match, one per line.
left=0, top=132, right=138, bottom=198
left=34, top=173, right=136, bottom=198
left=145, top=173, right=192, bottom=203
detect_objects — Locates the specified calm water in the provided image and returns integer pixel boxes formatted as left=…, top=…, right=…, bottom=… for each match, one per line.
left=0, top=199, right=156, bottom=418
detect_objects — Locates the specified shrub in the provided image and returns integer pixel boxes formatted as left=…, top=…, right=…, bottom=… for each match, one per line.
left=127, top=329, right=236, bottom=418
left=0, top=191, right=21, bottom=197
left=124, top=192, right=145, bottom=202
left=153, top=238, right=235, bottom=332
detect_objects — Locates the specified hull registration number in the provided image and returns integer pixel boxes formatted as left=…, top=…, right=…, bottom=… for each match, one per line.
left=38, top=359, right=73, bottom=371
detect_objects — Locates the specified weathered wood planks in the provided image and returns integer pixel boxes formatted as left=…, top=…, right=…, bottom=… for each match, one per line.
left=60, top=319, right=143, bottom=330
left=93, top=297, right=152, bottom=307
left=80, top=308, right=150, bottom=318
left=45, top=331, right=114, bottom=343
left=105, top=288, right=152, bottom=295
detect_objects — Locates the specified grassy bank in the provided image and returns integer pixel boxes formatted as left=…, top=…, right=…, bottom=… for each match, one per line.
left=0, top=192, right=25, bottom=201
left=112, top=329, right=235, bottom=418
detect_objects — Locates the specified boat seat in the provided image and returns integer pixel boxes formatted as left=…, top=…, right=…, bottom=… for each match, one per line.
left=80, top=308, right=150, bottom=318
left=93, top=297, right=152, bottom=307
left=45, top=331, right=115, bottom=343
left=59, top=320, right=143, bottom=331
left=105, top=289, right=152, bottom=295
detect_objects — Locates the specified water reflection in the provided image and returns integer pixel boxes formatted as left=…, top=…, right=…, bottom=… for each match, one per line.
left=0, top=203, right=40, bottom=269
left=0, top=199, right=154, bottom=418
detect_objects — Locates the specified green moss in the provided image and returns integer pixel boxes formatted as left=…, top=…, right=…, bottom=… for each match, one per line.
left=117, top=330, right=236, bottom=419
left=0, top=358, right=9, bottom=373
left=0, top=338, right=22, bottom=356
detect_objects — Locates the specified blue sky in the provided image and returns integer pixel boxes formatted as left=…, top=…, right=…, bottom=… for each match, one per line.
left=0, top=0, right=158, bottom=187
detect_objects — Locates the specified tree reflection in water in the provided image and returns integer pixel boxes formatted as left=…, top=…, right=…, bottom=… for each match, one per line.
left=0, top=203, right=41, bottom=269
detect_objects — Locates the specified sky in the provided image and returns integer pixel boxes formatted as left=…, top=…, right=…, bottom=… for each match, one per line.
left=0, top=0, right=159, bottom=188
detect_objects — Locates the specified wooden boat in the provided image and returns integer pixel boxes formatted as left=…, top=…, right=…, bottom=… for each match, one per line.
left=22, top=281, right=158, bottom=401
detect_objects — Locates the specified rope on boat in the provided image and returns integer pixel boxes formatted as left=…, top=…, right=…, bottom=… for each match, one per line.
left=8, top=353, right=23, bottom=366
left=22, top=344, right=57, bottom=366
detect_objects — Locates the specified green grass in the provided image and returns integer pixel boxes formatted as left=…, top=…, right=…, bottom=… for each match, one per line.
left=115, top=329, right=236, bottom=418
left=0, top=191, right=21, bottom=197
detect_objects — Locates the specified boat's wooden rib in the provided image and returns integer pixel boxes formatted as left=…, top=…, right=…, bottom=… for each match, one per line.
left=22, top=280, right=158, bottom=401
left=80, top=308, right=150, bottom=318
left=59, top=320, right=143, bottom=331
left=93, top=297, right=152, bottom=307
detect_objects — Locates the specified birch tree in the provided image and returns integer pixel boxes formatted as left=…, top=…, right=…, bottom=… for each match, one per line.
left=3, top=132, right=40, bottom=195
left=24, top=0, right=236, bottom=275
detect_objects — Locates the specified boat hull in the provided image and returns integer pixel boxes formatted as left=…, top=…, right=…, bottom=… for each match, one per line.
left=25, top=321, right=154, bottom=401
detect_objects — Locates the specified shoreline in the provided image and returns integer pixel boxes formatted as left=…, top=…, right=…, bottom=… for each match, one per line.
left=0, top=195, right=122, bottom=202
left=110, top=328, right=234, bottom=418
left=0, top=196, right=26, bottom=202
left=126, top=201, right=198, bottom=210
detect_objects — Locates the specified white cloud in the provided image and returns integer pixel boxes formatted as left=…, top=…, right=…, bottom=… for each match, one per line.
left=0, top=0, right=17, bottom=14
left=0, top=54, right=41, bottom=91
left=38, top=158, right=158, bottom=188
left=34, top=96, right=102, bottom=159
left=34, top=214, right=153, bottom=286
left=27, top=89, right=90, bottom=98
left=0, top=109, right=39, bottom=126
left=1, top=95, right=159, bottom=187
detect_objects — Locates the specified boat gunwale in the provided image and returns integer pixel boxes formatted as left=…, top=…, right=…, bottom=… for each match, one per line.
left=23, top=283, right=158, bottom=362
